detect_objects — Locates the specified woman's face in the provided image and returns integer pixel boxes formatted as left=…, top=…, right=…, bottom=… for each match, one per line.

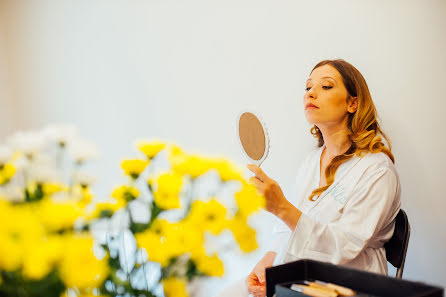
left=303, top=64, right=356, bottom=128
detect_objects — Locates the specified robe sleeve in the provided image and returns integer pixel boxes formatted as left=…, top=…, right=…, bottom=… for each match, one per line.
left=283, top=166, right=400, bottom=265
left=268, top=151, right=314, bottom=254
left=268, top=223, right=291, bottom=253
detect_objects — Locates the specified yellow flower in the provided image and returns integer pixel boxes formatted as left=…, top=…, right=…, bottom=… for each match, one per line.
left=42, top=182, right=67, bottom=197
left=186, top=199, right=227, bottom=235
left=234, top=182, right=265, bottom=217
left=76, top=185, right=94, bottom=205
left=175, top=221, right=204, bottom=255
left=135, top=229, right=170, bottom=266
left=59, top=235, right=109, bottom=290
left=167, top=144, right=185, bottom=162
left=61, top=293, right=108, bottom=297
left=170, top=154, right=214, bottom=179
left=111, top=185, right=140, bottom=202
left=0, top=203, right=44, bottom=271
left=0, top=239, right=23, bottom=271
left=120, top=159, right=149, bottom=179
left=192, top=250, right=224, bottom=277
left=38, top=198, right=83, bottom=232
left=22, top=236, right=63, bottom=280
left=0, top=163, right=16, bottom=185
left=151, top=172, right=183, bottom=209
left=163, top=277, right=188, bottom=297
left=212, top=158, right=244, bottom=182
left=91, top=198, right=126, bottom=219
left=136, top=140, right=166, bottom=159
left=135, top=219, right=195, bottom=266
left=155, top=171, right=183, bottom=194
left=229, top=217, right=258, bottom=253
left=153, top=191, right=180, bottom=210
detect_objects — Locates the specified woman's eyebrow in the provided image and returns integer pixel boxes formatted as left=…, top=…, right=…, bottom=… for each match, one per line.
left=306, top=76, right=336, bottom=83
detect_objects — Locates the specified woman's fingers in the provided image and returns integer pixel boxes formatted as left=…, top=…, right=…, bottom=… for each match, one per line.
left=246, top=264, right=267, bottom=297
left=247, top=164, right=269, bottom=182
left=249, top=176, right=264, bottom=188
left=255, top=269, right=266, bottom=284
left=250, top=285, right=266, bottom=297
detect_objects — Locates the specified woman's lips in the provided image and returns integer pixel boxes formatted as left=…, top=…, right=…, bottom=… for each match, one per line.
left=305, top=103, right=319, bottom=109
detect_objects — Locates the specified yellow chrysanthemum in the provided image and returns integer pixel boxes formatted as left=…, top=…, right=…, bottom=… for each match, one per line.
left=170, top=154, right=214, bottom=179
left=153, top=191, right=180, bottom=210
left=235, top=182, right=265, bottom=217
left=175, top=221, right=204, bottom=255
left=192, top=250, right=224, bottom=277
left=91, top=198, right=126, bottom=219
left=186, top=199, right=227, bottom=235
left=38, top=198, right=83, bottom=232
left=212, top=158, right=244, bottom=182
left=111, top=185, right=140, bottom=202
left=163, top=277, right=188, bottom=297
left=0, top=203, right=43, bottom=271
left=0, top=163, right=16, bottom=185
left=155, top=172, right=183, bottom=194
left=150, top=172, right=183, bottom=209
left=136, top=140, right=166, bottom=159
left=120, top=159, right=149, bottom=179
left=229, top=217, right=258, bottom=253
left=135, top=230, right=171, bottom=266
left=42, top=182, right=67, bottom=197
left=22, top=236, right=63, bottom=280
left=167, top=144, right=185, bottom=162
left=61, top=293, right=108, bottom=297
left=135, top=219, right=197, bottom=266
left=59, top=235, right=109, bottom=290
left=0, top=239, right=24, bottom=271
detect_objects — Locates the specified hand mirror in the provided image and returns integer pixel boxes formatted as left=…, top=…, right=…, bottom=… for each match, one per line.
left=236, top=110, right=270, bottom=167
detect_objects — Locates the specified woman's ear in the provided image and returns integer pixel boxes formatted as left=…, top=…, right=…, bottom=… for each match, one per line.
left=347, top=96, right=358, bottom=114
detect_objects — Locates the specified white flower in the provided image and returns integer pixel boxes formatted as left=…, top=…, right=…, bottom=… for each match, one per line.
left=28, top=164, right=62, bottom=184
left=0, top=185, right=25, bottom=202
left=72, top=171, right=96, bottom=186
left=69, top=139, right=99, bottom=163
left=0, top=145, right=13, bottom=164
left=7, top=131, right=45, bottom=157
left=42, top=123, right=79, bottom=147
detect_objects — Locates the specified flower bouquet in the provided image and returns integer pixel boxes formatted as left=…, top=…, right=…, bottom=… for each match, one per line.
left=0, top=125, right=265, bottom=297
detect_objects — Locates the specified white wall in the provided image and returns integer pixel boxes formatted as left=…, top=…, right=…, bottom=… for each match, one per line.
left=0, top=0, right=16, bottom=138
left=3, top=0, right=446, bottom=291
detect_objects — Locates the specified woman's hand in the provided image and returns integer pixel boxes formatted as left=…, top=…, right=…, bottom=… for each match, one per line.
left=246, top=251, right=276, bottom=297
left=246, top=164, right=287, bottom=216
left=247, top=164, right=302, bottom=230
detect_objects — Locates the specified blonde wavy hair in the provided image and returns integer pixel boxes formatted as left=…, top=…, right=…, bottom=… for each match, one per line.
left=308, top=59, right=394, bottom=201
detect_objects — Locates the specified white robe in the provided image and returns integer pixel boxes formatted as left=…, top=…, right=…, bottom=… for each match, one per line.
left=214, top=145, right=401, bottom=297
left=273, top=145, right=401, bottom=274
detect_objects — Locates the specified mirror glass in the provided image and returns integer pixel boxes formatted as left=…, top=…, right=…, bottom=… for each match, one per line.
left=237, top=111, right=269, bottom=166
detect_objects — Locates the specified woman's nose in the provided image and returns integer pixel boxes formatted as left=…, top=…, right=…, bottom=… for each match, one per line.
left=307, top=88, right=316, bottom=99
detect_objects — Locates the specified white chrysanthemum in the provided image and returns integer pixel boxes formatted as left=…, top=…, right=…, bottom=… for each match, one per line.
left=42, top=123, right=79, bottom=147
left=27, top=165, right=62, bottom=184
left=7, top=131, right=45, bottom=156
left=72, top=171, right=96, bottom=186
left=0, top=185, right=25, bottom=202
left=69, top=140, right=99, bottom=163
left=0, top=145, right=13, bottom=164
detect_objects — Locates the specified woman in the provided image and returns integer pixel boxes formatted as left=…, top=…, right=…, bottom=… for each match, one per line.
left=216, top=59, right=401, bottom=297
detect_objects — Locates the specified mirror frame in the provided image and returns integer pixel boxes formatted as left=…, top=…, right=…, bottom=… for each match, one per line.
left=236, top=109, right=270, bottom=166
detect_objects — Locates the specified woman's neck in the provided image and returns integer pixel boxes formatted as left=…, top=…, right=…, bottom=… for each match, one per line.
left=318, top=121, right=352, bottom=159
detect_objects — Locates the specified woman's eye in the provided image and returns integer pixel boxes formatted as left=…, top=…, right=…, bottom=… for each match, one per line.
left=305, top=87, right=311, bottom=91
left=322, top=86, right=333, bottom=90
